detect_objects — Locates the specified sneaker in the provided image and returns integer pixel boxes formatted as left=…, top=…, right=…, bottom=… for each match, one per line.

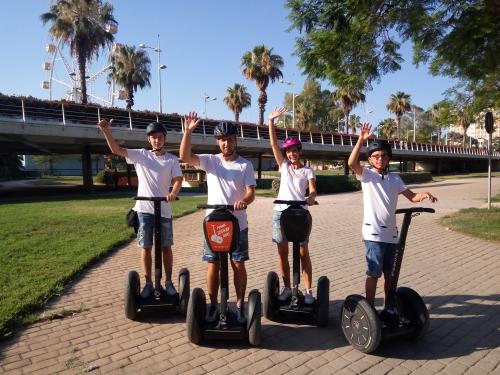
left=236, top=304, right=246, bottom=324
left=278, top=287, right=292, bottom=302
left=141, top=282, right=154, bottom=298
left=206, top=304, right=218, bottom=323
left=165, top=280, right=177, bottom=296
left=304, top=289, right=314, bottom=305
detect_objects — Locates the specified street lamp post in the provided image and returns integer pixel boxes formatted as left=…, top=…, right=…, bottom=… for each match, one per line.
left=279, top=79, right=296, bottom=128
left=139, top=34, right=167, bottom=113
left=204, top=94, right=217, bottom=119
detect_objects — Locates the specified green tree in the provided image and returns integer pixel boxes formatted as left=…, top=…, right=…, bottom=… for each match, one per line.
left=109, top=44, right=151, bottom=110
left=286, top=1, right=500, bottom=109
left=41, top=0, right=116, bottom=104
left=284, top=80, right=337, bottom=131
left=241, top=45, right=284, bottom=125
left=333, top=88, right=365, bottom=133
left=348, top=114, right=361, bottom=134
left=378, top=118, right=396, bottom=140
left=387, top=91, right=411, bottom=140
left=223, top=83, right=251, bottom=122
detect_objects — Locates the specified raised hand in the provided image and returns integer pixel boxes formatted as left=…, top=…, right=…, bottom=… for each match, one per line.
left=359, top=123, right=372, bottom=142
left=98, top=118, right=113, bottom=130
left=183, top=112, right=200, bottom=132
left=269, top=107, right=286, bottom=124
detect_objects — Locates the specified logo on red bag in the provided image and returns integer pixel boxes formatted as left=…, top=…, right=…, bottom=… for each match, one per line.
left=207, top=221, right=233, bottom=252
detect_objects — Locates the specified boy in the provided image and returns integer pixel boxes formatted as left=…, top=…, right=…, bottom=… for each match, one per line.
left=348, top=124, right=437, bottom=306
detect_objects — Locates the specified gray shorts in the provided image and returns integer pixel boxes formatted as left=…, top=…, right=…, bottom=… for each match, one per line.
left=272, top=210, right=309, bottom=245
left=137, top=212, right=173, bottom=248
left=202, top=228, right=249, bottom=262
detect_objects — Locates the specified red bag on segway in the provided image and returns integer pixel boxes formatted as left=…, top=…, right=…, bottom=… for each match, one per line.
left=203, top=209, right=240, bottom=253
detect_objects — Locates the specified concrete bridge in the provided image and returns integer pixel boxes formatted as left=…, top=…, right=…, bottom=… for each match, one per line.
left=1, top=96, right=499, bottom=187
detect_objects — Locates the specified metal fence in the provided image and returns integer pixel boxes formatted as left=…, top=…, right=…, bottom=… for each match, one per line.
left=1, top=99, right=498, bottom=157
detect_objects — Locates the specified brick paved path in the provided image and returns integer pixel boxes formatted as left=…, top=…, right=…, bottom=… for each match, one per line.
left=1, top=177, right=499, bottom=374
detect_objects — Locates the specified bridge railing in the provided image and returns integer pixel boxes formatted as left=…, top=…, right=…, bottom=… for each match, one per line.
left=1, top=98, right=498, bottom=157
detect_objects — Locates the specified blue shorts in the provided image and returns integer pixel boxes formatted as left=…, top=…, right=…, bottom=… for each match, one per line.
left=137, top=212, right=173, bottom=248
left=202, top=228, right=249, bottom=262
left=364, top=240, right=397, bottom=278
left=272, top=210, right=309, bottom=245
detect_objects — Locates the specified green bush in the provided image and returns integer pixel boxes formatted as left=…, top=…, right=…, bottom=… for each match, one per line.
left=315, top=174, right=361, bottom=194
left=256, top=178, right=274, bottom=189
left=399, top=172, right=432, bottom=184
left=95, top=169, right=136, bottom=183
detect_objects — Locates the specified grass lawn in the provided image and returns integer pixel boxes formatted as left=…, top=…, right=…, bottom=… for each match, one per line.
left=439, top=205, right=500, bottom=243
left=433, top=171, right=500, bottom=181
left=0, top=194, right=206, bottom=338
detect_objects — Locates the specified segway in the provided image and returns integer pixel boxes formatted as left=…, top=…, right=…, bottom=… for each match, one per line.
left=340, top=207, right=435, bottom=353
left=124, top=196, right=190, bottom=320
left=263, top=200, right=330, bottom=326
left=186, top=204, right=261, bottom=346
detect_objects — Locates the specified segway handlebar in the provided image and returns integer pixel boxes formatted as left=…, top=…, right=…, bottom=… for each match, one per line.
left=197, top=204, right=242, bottom=210
left=273, top=200, right=319, bottom=206
left=395, top=207, right=435, bottom=214
left=135, top=196, right=179, bottom=201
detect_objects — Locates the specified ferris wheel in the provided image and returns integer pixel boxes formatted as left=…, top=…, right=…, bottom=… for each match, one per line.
left=41, top=21, right=126, bottom=106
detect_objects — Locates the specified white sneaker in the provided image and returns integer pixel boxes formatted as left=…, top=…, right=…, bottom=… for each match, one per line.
left=278, top=287, right=292, bottom=302
left=165, top=281, right=177, bottom=296
left=141, top=282, right=154, bottom=298
left=304, top=289, right=314, bottom=304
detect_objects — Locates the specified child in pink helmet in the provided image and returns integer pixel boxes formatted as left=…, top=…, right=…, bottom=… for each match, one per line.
left=268, top=107, right=318, bottom=304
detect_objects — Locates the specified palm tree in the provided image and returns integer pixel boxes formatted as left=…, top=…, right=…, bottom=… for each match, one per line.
left=333, top=88, right=365, bottom=133
left=109, top=45, right=151, bottom=110
left=378, top=118, right=396, bottom=140
left=455, top=106, right=474, bottom=147
left=241, top=45, right=284, bottom=125
left=387, top=91, right=411, bottom=140
left=223, top=84, right=251, bottom=122
left=41, top=0, right=116, bottom=104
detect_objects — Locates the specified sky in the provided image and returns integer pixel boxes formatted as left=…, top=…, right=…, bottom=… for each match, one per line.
left=0, top=1, right=459, bottom=129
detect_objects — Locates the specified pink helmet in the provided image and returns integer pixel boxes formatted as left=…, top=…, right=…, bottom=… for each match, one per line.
left=281, top=136, right=302, bottom=149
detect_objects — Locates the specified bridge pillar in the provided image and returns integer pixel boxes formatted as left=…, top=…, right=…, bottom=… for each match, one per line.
left=82, top=145, right=94, bottom=193
left=343, top=157, right=349, bottom=175
left=127, top=164, right=132, bottom=186
left=257, top=153, right=262, bottom=181
left=437, top=159, right=442, bottom=174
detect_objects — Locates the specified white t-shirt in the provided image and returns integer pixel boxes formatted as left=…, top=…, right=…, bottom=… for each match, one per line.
left=126, top=149, right=182, bottom=218
left=356, top=168, right=407, bottom=243
left=198, top=154, right=256, bottom=231
left=275, top=160, right=315, bottom=211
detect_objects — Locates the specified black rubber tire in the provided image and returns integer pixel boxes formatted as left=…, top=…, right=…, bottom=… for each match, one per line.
left=340, top=294, right=381, bottom=353
left=263, top=271, right=279, bottom=320
left=315, top=276, right=330, bottom=327
left=186, top=288, right=205, bottom=344
left=396, top=286, right=430, bottom=340
left=124, top=271, right=140, bottom=320
left=247, top=289, right=262, bottom=346
left=177, top=268, right=190, bottom=316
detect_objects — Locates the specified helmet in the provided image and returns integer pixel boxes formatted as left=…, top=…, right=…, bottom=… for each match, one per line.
left=214, top=122, right=237, bottom=138
left=367, top=140, right=392, bottom=158
left=146, top=122, right=166, bottom=136
left=282, top=136, right=302, bottom=150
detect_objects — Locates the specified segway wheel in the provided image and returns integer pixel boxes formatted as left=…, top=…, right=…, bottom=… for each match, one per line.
left=315, top=276, right=330, bottom=327
left=124, top=271, right=140, bottom=320
left=247, top=289, right=262, bottom=346
left=341, top=294, right=381, bottom=353
left=396, top=287, right=430, bottom=340
left=178, top=268, right=190, bottom=316
left=263, top=271, right=279, bottom=320
left=186, top=288, right=206, bottom=344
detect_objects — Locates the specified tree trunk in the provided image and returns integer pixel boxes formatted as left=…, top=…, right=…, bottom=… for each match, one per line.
left=77, top=50, right=87, bottom=104
left=258, top=89, right=267, bottom=125
left=126, top=89, right=134, bottom=110
left=235, top=112, right=240, bottom=122
left=344, top=112, right=349, bottom=133
left=396, top=116, right=401, bottom=140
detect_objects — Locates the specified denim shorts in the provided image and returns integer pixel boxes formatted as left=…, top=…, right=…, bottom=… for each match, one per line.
left=202, top=228, right=249, bottom=262
left=136, top=212, right=173, bottom=248
left=364, top=240, right=397, bottom=278
left=272, top=210, right=309, bottom=245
